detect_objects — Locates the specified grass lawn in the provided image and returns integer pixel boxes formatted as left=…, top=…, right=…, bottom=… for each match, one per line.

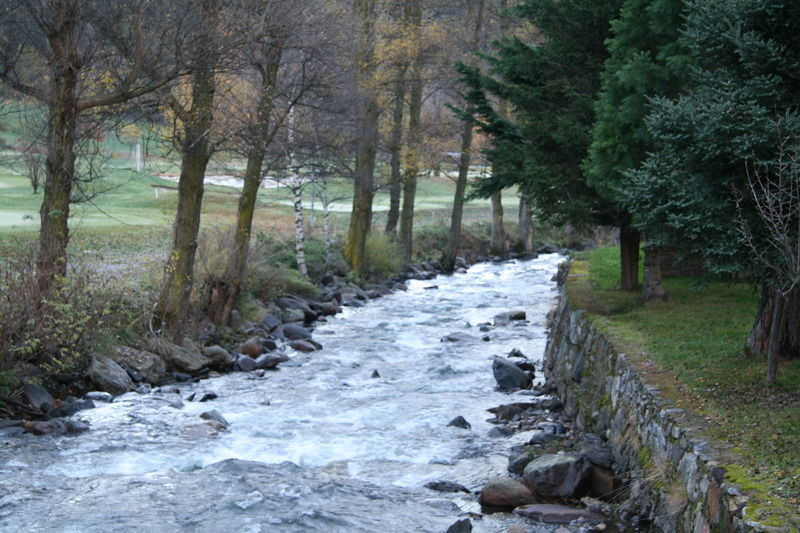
left=568, top=247, right=800, bottom=528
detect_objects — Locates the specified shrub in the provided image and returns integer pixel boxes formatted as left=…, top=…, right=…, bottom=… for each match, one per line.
left=0, top=250, right=121, bottom=382
left=363, top=232, right=403, bottom=280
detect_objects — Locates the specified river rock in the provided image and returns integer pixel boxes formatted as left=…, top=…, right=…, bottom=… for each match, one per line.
left=181, top=422, right=225, bottom=439
left=424, top=480, right=471, bottom=493
left=492, top=357, right=532, bottom=391
left=235, top=355, right=258, bottom=372
left=85, top=391, right=113, bottom=403
left=282, top=307, right=306, bottom=324
left=255, top=353, right=289, bottom=369
left=447, top=416, right=471, bottom=430
left=488, top=426, right=514, bottom=438
left=580, top=433, right=614, bottom=468
left=441, top=332, right=477, bottom=343
left=241, top=337, right=265, bottom=358
left=522, top=454, right=592, bottom=498
left=488, top=402, right=537, bottom=422
left=445, top=518, right=472, bottom=533
left=289, top=340, right=321, bottom=353
left=146, top=338, right=212, bottom=374
left=513, top=504, right=605, bottom=525
left=508, top=447, right=536, bottom=475
left=22, top=383, right=54, bottom=411
left=278, top=297, right=318, bottom=322
left=202, top=345, right=236, bottom=368
left=260, top=314, right=282, bottom=332
left=280, top=324, right=312, bottom=341
left=49, top=397, right=95, bottom=417
left=187, top=391, right=218, bottom=402
left=479, top=476, right=537, bottom=508
left=111, top=346, right=168, bottom=385
left=493, top=310, right=527, bottom=326
left=87, top=355, right=135, bottom=395
left=200, top=410, right=229, bottom=428
left=317, top=301, right=338, bottom=316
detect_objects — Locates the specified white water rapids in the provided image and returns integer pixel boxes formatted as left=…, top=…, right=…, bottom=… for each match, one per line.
left=1, top=254, right=569, bottom=532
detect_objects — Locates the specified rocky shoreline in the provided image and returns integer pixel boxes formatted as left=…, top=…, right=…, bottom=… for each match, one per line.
left=1, top=251, right=643, bottom=533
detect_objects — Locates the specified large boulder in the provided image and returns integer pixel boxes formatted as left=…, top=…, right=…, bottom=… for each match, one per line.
left=146, top=338, right=212, bottom=374
left=87, top=355, right=135, bottom=395
left=492, top=357, right=532, bottom=391
left=254, top=353, right=289, bottom=370
left=479, top=476, right=537, bottom=508
left=493, top=310, right=527, bottom=326
left=21, top=383, right=54, bottom=411
left=522, top=454, right=591, bottom=498
left=111, top=346, right=168, bottom=384
left=260, top=314, right=282, bottom=333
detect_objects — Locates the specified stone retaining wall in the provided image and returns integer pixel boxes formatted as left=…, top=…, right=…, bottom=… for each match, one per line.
left=544, top=291, right=759, bottom=533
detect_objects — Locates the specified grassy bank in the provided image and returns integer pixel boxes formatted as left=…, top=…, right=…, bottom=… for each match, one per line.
left=567, top=247, right=800, bottom=528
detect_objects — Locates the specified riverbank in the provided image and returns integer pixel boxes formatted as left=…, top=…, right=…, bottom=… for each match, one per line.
left=560, top=248, right=800, bottom=531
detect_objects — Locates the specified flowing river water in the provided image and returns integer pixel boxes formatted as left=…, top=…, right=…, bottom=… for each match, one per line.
left=0, top=254, right=581, bottom=532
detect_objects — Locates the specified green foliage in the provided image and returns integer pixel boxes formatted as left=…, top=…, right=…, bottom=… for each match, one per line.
left=458, top=0, right=623, bottom=227
left=240, top=235, right=320, bottom=302
left=624, top=0, right=800, bottom=278
left=363, top=232, right=403, bottom=280
left=584, top=0, right=689, bottom=199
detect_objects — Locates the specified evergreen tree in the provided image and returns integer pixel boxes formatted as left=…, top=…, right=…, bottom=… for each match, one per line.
left=457, top=0, right=624, bottom=277
left=625, top=0, right=800, bottom=379
left=584, top=0, right=689, bottom=297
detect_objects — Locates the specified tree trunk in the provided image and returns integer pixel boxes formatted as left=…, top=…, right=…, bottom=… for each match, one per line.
left=155, top=29, right=218, bottom=341
left=490, top=191, right=506, bottom=255
left=345, top=0, right=379, bottom=275
left=206, top=152, right=263, bottom=325
left=441, top=0, right=485, bottom=273
left=37, top=5, right=80, bottom=296
left=385, top=72, right=406, bottom=235
left=620, top=217, right=640, bottom=291
left=642, top=245, right=667, bottom=302
left=293, top=183, right=308, bottom=277
left=442, top=117, right=474, bottom=273
left=518, top=196, right=534, bottom=253
left=205, top=43, right=282, bottom=326
left=322, top=174, right=333, bottom=272
left=398, top=0, right=423, bottom=263
left=747, top=284, right=800, bottom=383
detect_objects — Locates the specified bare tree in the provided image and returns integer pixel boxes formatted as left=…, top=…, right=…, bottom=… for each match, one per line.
left=738, top=134, right=800, bottom=383
left=0, top=0, right=195, bottom=295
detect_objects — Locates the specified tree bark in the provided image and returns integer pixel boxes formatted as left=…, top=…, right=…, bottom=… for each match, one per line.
left=37, top=5, right=80, bottom=295
left=490, top=191, right=506, bottom=255
left=205, top=45, right=282, bottom=326
left=385, top=72, right=406, bottom=235
left=441, top=0, right=485, bottom=273
left=292, top=182, right=308, bottom=277
left=155, top=3, right=220, bottom=341
left=345, top=0, right=379, bottom=275
left=642, top=245, right=667, bottom=302
left=441, top=120, right=473, bottom=273
left=747, top=284, right=800, bottom=383
left=398, top=0, right=423, bottom=263
left=620, top=217, right=640, bottom=291
left=518, top=196, right=534, bottom=253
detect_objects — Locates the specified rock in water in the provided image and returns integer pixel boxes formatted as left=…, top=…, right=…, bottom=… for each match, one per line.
left=447, top=416, right=471, bottom=430
left=514, top=504, right=605, bottom=525
left=492, top=357, right=532, bottom=391
left=441, top=332, right=477, bottom=343
left=424, top=481, right=471, bottom=494
left=87, top=356, right=135, bottom=396
left=446, top=518, right=472, bottom=533
left=478, top=476, right=537, bottom=508
left=522, top=454, right=591, bottom=498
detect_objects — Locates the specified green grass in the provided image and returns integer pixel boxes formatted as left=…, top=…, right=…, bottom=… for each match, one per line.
left=567, top=247, right=800, bottom=528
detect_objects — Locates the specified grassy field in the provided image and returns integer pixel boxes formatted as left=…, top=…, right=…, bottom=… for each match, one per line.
left=569, top=247, right=800, bottom=528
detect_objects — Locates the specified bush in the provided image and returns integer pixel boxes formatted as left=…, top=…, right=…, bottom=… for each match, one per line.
left=363, top=232, right=403, bottom=280
left=0, top=250, right=122, bottom=382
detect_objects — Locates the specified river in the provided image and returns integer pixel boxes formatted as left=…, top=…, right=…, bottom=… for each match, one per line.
left=1, top=254, right=569, bottom=532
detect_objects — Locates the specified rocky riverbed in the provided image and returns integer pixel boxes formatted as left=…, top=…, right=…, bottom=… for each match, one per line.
left=1, top=254, right=647, bottom=532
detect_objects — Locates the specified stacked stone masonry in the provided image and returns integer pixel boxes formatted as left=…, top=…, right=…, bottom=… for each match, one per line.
left=544, top=292, right=763, bottom=533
